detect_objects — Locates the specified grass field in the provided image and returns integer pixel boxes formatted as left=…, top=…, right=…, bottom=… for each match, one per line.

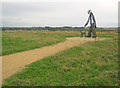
left=2, top=31, right=118, bottom=56
left=2, top=31, right=81, bottom=56
left=2, top=31, right=118, bottom=86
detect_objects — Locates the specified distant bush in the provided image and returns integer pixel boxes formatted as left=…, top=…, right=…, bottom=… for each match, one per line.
left=2, top=27, right=117, bottom=32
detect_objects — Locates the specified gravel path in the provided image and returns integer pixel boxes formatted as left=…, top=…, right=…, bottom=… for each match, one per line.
left=2, top=37, right=105, bottom=81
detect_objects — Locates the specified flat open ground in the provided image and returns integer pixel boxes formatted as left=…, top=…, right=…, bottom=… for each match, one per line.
left=2, top=31, right=118, bottom=86
left=2, top=37, right=105, bottom=81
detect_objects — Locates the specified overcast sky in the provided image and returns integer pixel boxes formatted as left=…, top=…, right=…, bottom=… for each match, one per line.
left=1, top=0, right=119, bottom=27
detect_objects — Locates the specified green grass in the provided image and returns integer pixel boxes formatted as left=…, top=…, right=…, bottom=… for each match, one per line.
left=2, top=31, right=118, bottom=56
left=2, top=31, right=118, bottom=86
left=2, top=31, right=81, bottom=56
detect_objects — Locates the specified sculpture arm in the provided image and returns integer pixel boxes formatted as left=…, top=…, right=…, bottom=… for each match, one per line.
left=84, top=15, right=90, bottom=27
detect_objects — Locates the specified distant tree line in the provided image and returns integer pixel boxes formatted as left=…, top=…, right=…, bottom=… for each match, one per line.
left=2, top=26, right=116, bottom=32
left=2, top=26, right=84, bottom=31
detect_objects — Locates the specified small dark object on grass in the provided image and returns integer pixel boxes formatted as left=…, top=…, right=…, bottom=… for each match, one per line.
left=80, top=31, right=86, bottom=37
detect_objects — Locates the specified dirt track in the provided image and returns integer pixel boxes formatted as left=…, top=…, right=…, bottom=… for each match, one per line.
left=2, top=37, right=105, bottom=81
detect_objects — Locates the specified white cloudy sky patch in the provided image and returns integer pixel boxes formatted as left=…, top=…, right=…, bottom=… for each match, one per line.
left=2, top=0, right=119, bottom=27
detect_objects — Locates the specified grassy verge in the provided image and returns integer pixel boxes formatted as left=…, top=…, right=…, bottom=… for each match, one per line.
left=2, top=31, right=118, bottom=56
left=2, top=31, right=81, bottom=56
left=2, top=32, right=118, bottom=86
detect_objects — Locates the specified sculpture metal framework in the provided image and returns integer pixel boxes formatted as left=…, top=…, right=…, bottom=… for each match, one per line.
left=84, top=10, right=97, bottom=38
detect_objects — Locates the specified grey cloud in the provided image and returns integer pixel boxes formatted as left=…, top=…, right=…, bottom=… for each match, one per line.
left=2, top=0, right=118, bottom=27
